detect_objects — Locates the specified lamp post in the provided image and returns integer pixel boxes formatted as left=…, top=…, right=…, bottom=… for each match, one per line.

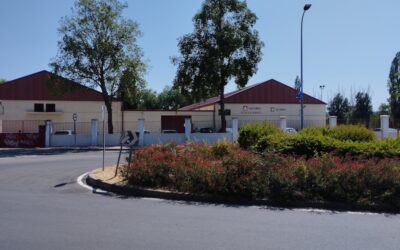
left=300, top=3, right=312, bottom=129
left=319, top=84, right=325, bottom=101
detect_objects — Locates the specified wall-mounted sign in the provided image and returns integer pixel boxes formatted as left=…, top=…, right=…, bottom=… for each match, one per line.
left=270, top=107, right=286, bottom=113
left=218, top=109, right=231, bottom=116
left=241, top=105, right=261, bottom=114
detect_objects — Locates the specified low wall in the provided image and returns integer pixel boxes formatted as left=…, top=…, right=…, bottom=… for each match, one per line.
left=50, top=133, right=122, bottom=147
left=144, top=133, right=186, bottom=145
left=50, top=134, right=92, bottom=147
left=374, top=130, right=399, bottom=139
left=189, top=133, right=233, bottom=144
left=0, top=133, right=44, bottom=148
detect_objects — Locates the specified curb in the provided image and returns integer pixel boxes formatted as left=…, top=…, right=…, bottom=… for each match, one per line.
left=85, top=174, right=399, bottom=214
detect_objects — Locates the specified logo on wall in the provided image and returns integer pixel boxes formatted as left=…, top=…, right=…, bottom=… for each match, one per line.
left=241, top=105, right=261, bottom=114
left=270, top=107, right=286, bottom=113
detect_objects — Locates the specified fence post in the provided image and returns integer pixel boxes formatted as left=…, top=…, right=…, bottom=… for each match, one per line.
left=380, top=115, right=389, bottom=139
left=45, top=120, right=52, bottom=147
left=91, top=119, right=98, bottom=146
left=279, top=116, right=287, bottom=131
left=232, top=117, right=238, bottom=143
left=184, top=118, right=192, bottom=141
left=329, top=116, right=337, bottom=128
left=138, top=119, right=145, bottom=146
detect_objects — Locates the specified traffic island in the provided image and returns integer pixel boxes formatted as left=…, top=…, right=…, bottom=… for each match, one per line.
left=85, top=165, right=399, bottom=214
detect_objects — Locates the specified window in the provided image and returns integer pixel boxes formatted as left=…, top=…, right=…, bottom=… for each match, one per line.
left=46, top=103, right=56, bottom=112
left=34, top=103, right=44, bottom=112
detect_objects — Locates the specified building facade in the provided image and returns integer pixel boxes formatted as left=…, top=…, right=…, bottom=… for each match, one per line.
left=179, top=79, right=326, bottom=130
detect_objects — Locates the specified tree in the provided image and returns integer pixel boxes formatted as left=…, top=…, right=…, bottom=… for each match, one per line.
left=137, top=89, right=160, bottom=110
left=351, top=91, right=373, bottom=126
left=377, top=103, right=390, bottom=115
left=327, top=93, right=349, bottom=121
left=158, top=86, right=188, bottom=110
left=388, top=52, right=400, bottom=126
left=173, top=0, right=263, bottom=131
left=0, top=79, right=6, bottom=84
left=117, top=60, right=146, bottom=110
left=50, top=0, right=145, bottom=133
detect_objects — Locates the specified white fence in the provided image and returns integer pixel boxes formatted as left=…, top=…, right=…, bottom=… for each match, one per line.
left=42, top=115, right=400, bottom=147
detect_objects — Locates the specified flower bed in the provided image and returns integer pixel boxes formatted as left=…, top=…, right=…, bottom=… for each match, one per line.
left=122, top=142, right=400, bottom=209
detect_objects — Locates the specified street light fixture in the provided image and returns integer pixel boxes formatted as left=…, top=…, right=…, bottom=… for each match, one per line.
left=300, top=3, right=312, bottom=129
left=319, top=84, right=325, bottom=101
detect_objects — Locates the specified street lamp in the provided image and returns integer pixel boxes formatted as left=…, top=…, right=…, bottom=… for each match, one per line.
left=319, top=84, right=325, bottom=101
left=300, top=3, right=312, bottom=129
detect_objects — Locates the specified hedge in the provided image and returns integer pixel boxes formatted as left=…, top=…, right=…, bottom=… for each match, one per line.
left=238, top=123, right=400, bottom=158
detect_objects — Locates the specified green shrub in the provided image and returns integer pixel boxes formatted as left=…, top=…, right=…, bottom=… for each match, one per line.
left=299, top=125, right=375, bottom=142
left=326, top=125, right=376, bottom=142
left=241, top=124, right=396, bottom=158
left=238, top=122, right=284, bottom=150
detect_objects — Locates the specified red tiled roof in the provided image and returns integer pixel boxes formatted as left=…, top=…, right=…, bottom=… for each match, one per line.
left=179, top=79, right=325, bottom=110
left=0, top=70, right=106, bottom=101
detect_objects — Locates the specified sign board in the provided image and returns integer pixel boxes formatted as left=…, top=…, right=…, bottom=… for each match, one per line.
left=218, top=109, right=231, bottom=116
left=241, top=105, right=262, bottom=114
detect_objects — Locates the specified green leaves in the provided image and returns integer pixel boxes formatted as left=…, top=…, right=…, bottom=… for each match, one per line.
left=51, top=0, right=146, bottom=133
left=388, top=52, right=400, bottom=126
left=173, top=0, right=263, bottom=131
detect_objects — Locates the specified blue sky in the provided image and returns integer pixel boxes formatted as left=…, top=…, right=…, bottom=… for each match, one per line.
left=1, top=0, right=399, bottom=110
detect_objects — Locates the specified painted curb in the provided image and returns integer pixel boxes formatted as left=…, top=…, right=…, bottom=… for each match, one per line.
left=85, top=173, right=400, bottom=214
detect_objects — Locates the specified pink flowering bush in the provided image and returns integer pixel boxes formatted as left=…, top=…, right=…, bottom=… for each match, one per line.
left=122, top=142, right=400, bottom=208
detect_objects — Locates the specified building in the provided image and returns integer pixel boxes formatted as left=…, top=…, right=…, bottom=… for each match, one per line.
left=179, top=79, right=326, bottom=130
left=0, top=70, right=122, bottom=133
left=0, top=71, right=325, bottom=135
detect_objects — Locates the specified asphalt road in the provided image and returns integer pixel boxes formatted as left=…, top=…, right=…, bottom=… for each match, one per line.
left=0, top=150, right=399, bottom=250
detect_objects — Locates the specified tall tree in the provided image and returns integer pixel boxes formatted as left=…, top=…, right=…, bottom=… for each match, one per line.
left=158, top=86, right=188, bottom=110
left=50, top=0, right=145, bottom=133
left=327, top=93, right=349, bottom=121
left=117, top=60, right=146, bottom=110
left=352, top=91, right=373, bottom=125
left=173, top=0, right=263, bottom=131
left=137, top=89, right=160, bottom=110
left=388, top=52, right=400, bottom=126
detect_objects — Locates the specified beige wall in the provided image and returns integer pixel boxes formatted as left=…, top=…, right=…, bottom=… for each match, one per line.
left=205, top=103, right=326, bottom=129
left=123, top=110, right=214, bottom=132
left=0, top=99, right=326, bottom=133
left=0, top=100, right=122, bottom=133
left=123, top=103, right=326, bottom=132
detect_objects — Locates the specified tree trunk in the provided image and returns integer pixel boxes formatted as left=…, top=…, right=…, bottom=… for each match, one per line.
left=219, top=84, right=226, bottom=132
left=99, top=77, right=114, bottom=134
left=106, top=101, right=114, bottom=134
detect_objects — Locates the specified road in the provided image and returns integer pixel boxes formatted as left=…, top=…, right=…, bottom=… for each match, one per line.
left=0, top=150, right=399, bottom=250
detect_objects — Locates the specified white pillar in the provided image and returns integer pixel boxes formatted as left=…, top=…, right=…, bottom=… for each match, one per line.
left=45, top=120, right=52, bottom=147
left=380, top=115, right=389, bottom=138
left=329, top=116, right=337, bottom=128
left=380, top=115, right=389, bottom=131
left=138, top=119, right=145, bottom=146
left=232, top=117, right=239, bottom=143
left=184, top=118, right=191, bottom=141
left=0, top=120, right=2, bottom=133
left=91, top=119, right=98, bottom=146
left=280, top=116, right=287, bottom=131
